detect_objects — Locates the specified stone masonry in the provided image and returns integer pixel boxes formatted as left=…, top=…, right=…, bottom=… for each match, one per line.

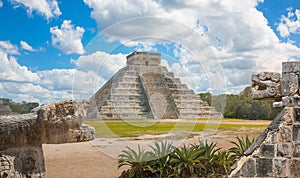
left=89, top=52, right=223, bottom=119
left=0, top=100, right=95, bottom=178
left=228, top=62, right=300, bottom=177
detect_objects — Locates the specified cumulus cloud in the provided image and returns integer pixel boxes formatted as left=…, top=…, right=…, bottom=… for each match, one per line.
left=73, top=51, right=127, bottom=97
left=0, top=47, right=127, bottom=103
left=0, top=41, right=19, bottom=55
left=277, top=8, right=300, bottom=38
left=50, top=20, right=85, bottom=54
left=84, top=0, right=300, bottom=94
left=0, top=49, right=39, bottom=83
left=20, top=40, right=36, bottom=52
left=10, top=0, right=61, bottom=19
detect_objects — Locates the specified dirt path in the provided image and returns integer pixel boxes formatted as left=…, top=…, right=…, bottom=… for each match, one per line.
left=43, top=142, right=124, bottom=178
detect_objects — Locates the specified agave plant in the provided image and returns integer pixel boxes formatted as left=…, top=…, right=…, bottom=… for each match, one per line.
left=149, top=140, right=175, bottom=177
left=191, top=141, right=221, bottom=177
left=170, top=145, right=207, bottom=177
left=229, top=135, right=254, bottom=160
left=118, top=145, right=152, bottom=178
left=214, top=150, right=235, bottom=175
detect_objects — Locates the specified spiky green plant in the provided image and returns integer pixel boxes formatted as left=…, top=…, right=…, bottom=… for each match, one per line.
left=149, top=140, right=175, bottom=177
left=215, top=150, right=235, bottom=175
left=229, top=135, right=254, bottom=160
left=118, top=145, right=152, bottom=178
left=170, top=145, right=207, bottom=177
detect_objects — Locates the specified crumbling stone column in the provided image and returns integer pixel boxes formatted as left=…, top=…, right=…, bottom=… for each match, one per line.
left=0, top=100, right=95, bottom=178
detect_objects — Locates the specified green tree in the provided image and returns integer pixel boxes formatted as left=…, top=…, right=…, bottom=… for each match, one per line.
left=199, top=92, right=212, bottom=106
left=199, top=86, right=282, bottom=120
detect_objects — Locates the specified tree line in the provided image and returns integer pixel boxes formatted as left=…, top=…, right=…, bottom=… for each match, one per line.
left=1, top=98, right=39, bottom=114
left=199, top=86, right=282, bottom=120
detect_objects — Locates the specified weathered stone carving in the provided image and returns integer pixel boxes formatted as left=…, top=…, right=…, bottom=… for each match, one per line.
left=0, top=100, right=95, bottom=178
left=228, top=62, right=300, bottom=177
left=252, top=72, right=281, bottom=100
left=252, top=62, right=300, bottom=108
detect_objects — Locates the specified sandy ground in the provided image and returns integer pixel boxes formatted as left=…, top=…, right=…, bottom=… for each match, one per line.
left=43, top=120, right=270, bottom=178
left=43, top=142, right=124, bottom=178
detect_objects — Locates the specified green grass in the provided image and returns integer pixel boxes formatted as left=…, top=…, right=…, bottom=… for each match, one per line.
left=84, top=119, right=269, bottom=138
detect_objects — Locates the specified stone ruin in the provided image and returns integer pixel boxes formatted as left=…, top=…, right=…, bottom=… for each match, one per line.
left=89, top=52, right=223, bottom=119
left=228, top=62, right=300, bottom=177
left=0, top=100, right=95, bottom=178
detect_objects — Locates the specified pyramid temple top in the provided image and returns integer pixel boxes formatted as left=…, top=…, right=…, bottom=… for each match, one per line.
left=126, top=52, right=161, bottom=66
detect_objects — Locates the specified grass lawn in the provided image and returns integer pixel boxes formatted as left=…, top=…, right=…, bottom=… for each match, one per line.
left=84, top=118, right=270, bottom=138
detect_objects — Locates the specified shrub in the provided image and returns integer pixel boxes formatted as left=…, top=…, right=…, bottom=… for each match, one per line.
left=118, top=136, right=254, bottom=178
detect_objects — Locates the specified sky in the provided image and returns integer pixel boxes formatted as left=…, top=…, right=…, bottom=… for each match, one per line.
left=0, top=0, right=300, bottom=104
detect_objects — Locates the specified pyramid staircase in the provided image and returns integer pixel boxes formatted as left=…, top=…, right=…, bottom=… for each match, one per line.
left=89, top=52, right=222, bottom=119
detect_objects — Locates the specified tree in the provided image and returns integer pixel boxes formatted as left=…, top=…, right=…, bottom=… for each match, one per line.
left=199, top=86, right=282, bottom=120
left=1, top=98, right=39, bottom=114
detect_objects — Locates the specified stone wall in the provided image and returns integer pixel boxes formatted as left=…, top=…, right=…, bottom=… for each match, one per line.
left=227, top=107, right=300, bottom=177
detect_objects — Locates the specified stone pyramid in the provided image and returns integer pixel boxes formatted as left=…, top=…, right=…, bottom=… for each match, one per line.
left=89, top=52, right=223, bottom=119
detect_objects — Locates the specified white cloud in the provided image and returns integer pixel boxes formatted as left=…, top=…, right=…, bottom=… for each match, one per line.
left=10, top=0, right=61, bottom=19
left=73, top=51, right=127, bottom=98
left=0, top=49, right=39, bottom=83
left=83, top=0, right=161, bottom=29
left=277, top=8, right=300, bottom=38
left=75, top=51, right=126, bottom=74
left=0, top=47, right=127, bottom=103
left=20, top=40, right=36, bottom=52
left=50, top=20, right=85, bottom=54
left=84, top=0, right=300, bottom=94
left=0, top=0, right=3, bottom=7
left=0, top=41, right=19, bottom=55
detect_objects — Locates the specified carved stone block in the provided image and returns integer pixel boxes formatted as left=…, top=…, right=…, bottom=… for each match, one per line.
left=282, top=62, right=300, bottom=74
left=290, top=158, right=300, bottom=177
left=294, top=107, right=300, bottom=123
left=0, top=146, right=45, bottom=178
left=256, top=158, right=273, bottom=177
left=292, top=124, right=300, bottom=143
left=282, top=96, right=300, bottom=107
left=259, top=144, right=275, bottom=157
left=279, top=126, right=292, bottom=142
left=241, top=158, right=255, bottom=177
left=282, top=73, right=299, bottom=96
left=274, top=158, right=289, bottom=178
left=293, top=143, right=300, bottom=157
left=277, top=143, right=293, bottom=158
left=252, top=72, right=281, bottom=100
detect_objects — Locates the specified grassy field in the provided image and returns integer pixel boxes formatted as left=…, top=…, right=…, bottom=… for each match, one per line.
left=84, top=118, right=270, bottom=138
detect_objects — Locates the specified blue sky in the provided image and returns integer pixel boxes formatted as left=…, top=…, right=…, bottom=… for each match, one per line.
left=0, top=0, right=300, bottom=104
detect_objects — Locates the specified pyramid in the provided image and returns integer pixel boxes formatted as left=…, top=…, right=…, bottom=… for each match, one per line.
left=89, top=52, right=223, bottom=119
